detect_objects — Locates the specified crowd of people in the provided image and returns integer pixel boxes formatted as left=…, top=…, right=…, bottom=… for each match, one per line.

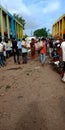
left=0, top=36, right=65, bottom=82
left=11, top=37, right=47, bottom=66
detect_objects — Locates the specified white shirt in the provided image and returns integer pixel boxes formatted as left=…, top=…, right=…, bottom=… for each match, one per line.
left=61, top=41, right=65, bottom=61
left=0, top=43, right=3, bottom=52
left=1, top=41, right=7, bottom=56
left=1, top=41, right=7, bottom=50
left=22, top=41, right=27, bottom=53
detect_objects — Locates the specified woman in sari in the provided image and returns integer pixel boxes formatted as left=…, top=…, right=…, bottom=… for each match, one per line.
left=30, top=38, right=36, bottom=59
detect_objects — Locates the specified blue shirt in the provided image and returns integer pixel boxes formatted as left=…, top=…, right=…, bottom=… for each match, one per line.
left=17, top=41, right=22, bottom=49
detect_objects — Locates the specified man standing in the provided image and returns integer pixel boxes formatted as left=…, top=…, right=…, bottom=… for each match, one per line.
left=0, top=40, right=4, bottom=67
left=61, top=40, right=65, bottom=82
left=1, top=39, right=7, bottom=64
left=17, top=39, right=22, bottom=55
left=40, top=38, right=46, bottom=66
left=21, top=38, right=27, bottom=64
left=30, top=38, right=36, bottom=59
left=12, top=38, right=20, bottom=64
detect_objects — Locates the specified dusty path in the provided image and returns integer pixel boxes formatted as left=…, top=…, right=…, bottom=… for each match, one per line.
left=0, top=55, right=65, bottom=130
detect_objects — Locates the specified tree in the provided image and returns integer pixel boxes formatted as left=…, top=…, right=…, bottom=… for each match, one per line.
left=34, top=28, right=50, bottom=38
left=13, top=13, right=25, bottom=29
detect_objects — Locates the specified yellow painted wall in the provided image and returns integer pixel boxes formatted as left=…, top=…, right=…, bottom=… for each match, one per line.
left=0, top=5, right=23, bottom=39
left=52, top=14, right=65, bottom=39
left=8, top=18, right=10, bottom=34
left=3, top=13, right=7, bottom=32
left=16, top=21, right=23, bottom=39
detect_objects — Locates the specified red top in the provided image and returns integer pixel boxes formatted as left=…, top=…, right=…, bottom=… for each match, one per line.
left=40, top=41, right=46, bottom=54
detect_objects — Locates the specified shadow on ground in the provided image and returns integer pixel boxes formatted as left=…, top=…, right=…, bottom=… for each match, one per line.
left=15, top=101, right=48, bottom=130
left=7, top=67, right=22, bottom=70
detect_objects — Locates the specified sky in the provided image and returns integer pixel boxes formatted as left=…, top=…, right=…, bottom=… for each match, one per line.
left=0, top=0, right=65, bottom=36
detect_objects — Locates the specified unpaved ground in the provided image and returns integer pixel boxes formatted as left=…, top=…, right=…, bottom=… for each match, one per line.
left=0, top=54, right=65, bottom=130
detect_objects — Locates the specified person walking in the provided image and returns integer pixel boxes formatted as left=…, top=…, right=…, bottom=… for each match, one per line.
left=0, top=38, right=5, bottom=67
left=12, top=38, right=20, bottom=64
left=30, top=38, right=36, bottom=59
left=17, top=39, right=22, bottom=56
left=40, top=38, right=46, bottom=66
left=49, top=38, right=53, bottom=57
left=21, top=38, right=27, bottom=64
left=1, top=39, right=7, bottom=65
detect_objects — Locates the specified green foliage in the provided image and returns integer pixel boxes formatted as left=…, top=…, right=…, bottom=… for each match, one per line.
left=13, top=13, right=25, bottom=29
left=34, top=28, right=50, bottom=38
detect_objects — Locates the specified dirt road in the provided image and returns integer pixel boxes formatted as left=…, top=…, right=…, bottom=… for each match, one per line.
left=0, top=55, right=65, bottom=130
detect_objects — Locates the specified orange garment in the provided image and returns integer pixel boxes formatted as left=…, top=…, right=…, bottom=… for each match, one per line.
left=40, top=42, right=46, bottom=54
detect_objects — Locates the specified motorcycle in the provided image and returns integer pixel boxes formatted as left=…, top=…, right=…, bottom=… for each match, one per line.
left=51, top=43, right=64, bottom=74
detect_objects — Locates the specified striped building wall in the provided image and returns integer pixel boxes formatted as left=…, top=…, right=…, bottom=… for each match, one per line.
left=15, top=19, right=23, bottom=39
left=0, top=5, right=23, bottom=40
left=52, top=14, right=65, bottom=39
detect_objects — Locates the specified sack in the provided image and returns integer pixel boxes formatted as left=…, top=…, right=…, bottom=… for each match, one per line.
left=35, top=43, right=38, bottom=50
left=35, top=41, right=43, bottom=50
left=26, top=43, right=30, bottom=49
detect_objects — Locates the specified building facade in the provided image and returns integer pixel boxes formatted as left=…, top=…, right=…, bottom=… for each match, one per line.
left=52, top=14, right=65, bottom=39
left=0, top=5, right=23, bottom=40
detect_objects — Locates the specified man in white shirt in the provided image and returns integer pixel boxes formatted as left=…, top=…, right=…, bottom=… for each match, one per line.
left=61, top=41, right=65, bottom=82
left=0, top=41, right=4, bottom=67
left=1, top=39, right=7, bottom=62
